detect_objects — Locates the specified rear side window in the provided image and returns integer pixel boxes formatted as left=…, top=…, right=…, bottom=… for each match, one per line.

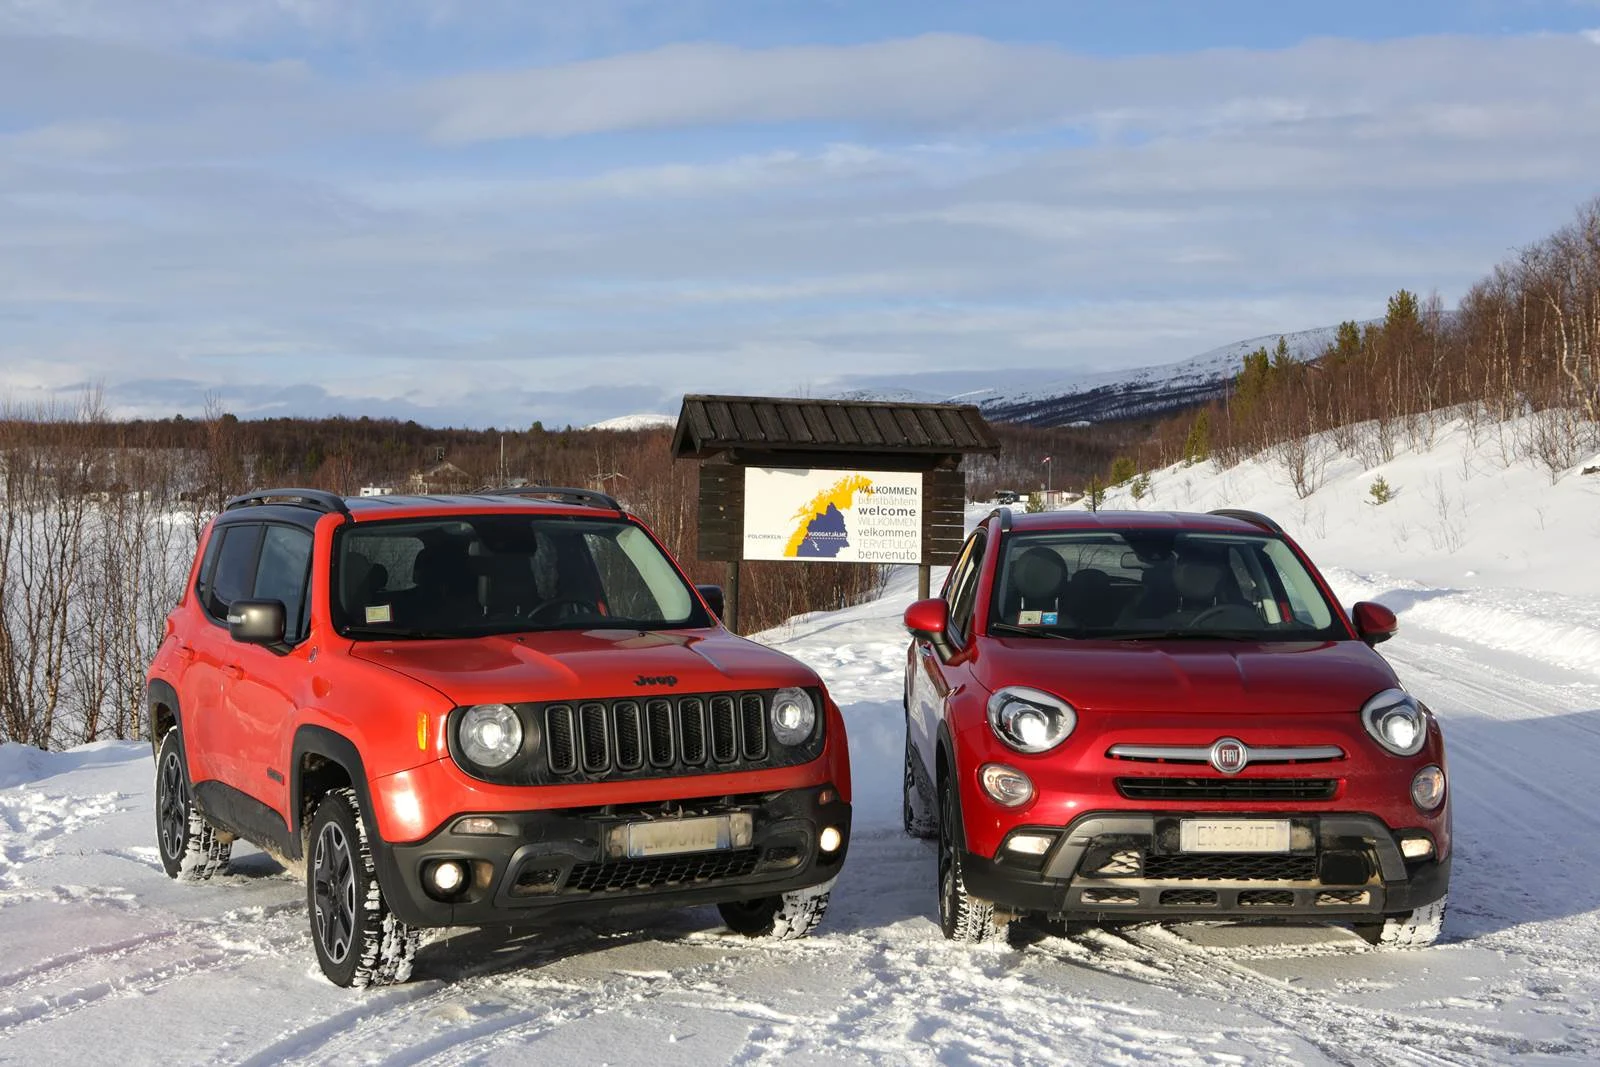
left=203, top=524, right=264, bottom=620
left=945, top=532, right=987, bottom=643
left=253, top=525, right=315, bottom=642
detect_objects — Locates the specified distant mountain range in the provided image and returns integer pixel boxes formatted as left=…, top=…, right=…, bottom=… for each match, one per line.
left=830, top=323, right=1357, bottom=427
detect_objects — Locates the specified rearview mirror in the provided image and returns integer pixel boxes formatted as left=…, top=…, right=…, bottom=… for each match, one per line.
left=903, top=598, right=949, bottom=636
left=228, top=599, right=288, bottom=650
left=1351, top=601, right=1398, bottom=645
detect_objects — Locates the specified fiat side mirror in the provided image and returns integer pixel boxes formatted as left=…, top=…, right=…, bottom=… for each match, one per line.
left=1352, top=601, right=1398, bottom=646
left=903, top=599, right=949, bottom=636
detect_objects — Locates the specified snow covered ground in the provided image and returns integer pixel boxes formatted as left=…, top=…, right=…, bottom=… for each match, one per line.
left=3, top=416, right=1600, bottom=1064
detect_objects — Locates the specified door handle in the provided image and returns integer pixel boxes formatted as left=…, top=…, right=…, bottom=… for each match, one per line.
left=176, top=644, right=196, bottom=662
left=223, top=664, right=245, bottom=681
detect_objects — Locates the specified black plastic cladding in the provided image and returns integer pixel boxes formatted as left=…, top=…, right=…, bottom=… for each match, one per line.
left=446, top=688, right=824, bottom=786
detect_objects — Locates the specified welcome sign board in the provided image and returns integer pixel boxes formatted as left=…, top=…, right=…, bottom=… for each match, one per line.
left=742, top=468, right=923, bottom=564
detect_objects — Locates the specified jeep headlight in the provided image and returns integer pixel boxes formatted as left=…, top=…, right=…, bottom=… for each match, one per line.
left=987, top=686, right=1076, bottom=754
left=459, top=703, right=523, bottom=767
left=770, top=687, right=817, bottom=746
left=1361, top=688, right=1426, bottom=756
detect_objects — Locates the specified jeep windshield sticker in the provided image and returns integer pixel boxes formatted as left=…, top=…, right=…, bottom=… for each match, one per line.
left=1018, top=610, right=1042, bottom=626
left=365, top=604, right=393, bottom=624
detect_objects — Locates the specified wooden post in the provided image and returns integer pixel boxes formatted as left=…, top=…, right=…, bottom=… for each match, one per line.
left=726, top=559, right=741, bottom=634
left=917, top=564, right=931, bottom=600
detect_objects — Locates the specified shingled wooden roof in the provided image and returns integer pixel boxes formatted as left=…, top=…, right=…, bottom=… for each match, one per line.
left=672, top=394, right=1001, bottom=460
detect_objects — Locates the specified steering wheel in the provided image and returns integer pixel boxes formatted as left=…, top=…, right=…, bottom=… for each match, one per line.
left=1187, top=603, right=1261, bottom=629
left=527, top=597, right=601, bottom=623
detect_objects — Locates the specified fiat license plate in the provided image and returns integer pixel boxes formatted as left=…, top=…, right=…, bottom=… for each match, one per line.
left=1179, top=819, right=1291, bottom=853
left=625, top=815, right=734, bottom=858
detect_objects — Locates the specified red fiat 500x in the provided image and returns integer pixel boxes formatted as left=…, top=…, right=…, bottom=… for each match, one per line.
left=903, top=508, right=1449, bottom=947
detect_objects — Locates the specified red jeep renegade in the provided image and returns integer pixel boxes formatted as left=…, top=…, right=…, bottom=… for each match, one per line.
left=903, top=508, right=1448, bottom=947
left=147, top=487, right=851, bottom=986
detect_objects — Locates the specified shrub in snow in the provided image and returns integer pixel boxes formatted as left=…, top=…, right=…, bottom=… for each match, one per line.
left=1368, top=476, right=1397, bottom=506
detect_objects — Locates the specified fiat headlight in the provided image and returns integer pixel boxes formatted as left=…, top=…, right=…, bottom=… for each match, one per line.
left=770, top=687, right=817, bottom=746
left=459, top=703, right=523, bottom=767
left=1361, top=688, right=1426, bottom=757
left=987, top=687, right=1076, bottom=754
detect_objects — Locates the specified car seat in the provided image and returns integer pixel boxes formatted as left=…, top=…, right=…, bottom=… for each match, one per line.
left=1005, top=546, right=1068, bottom=620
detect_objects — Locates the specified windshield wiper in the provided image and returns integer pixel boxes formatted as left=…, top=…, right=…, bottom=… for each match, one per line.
left=989, top=621, right=1081, bottom=641
left=340, top=626, right=466, bottom=640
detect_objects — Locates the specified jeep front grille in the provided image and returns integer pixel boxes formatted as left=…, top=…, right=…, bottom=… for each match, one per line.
left=506, top=689, right=820, bottom=785
left=565, top=850, right=760, bottom=893
left=1116, top=777, right=1339, bottom=801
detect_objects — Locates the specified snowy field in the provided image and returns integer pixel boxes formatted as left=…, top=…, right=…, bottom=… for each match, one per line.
left=4, top=418, right=1600, bottom=1065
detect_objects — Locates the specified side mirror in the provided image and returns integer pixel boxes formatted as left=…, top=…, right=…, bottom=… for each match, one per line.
left=903, top=598, right=949, bottom=636
left=228, top=599, right=288, bottom=649
left=696, top=584, right=725, bottom=620
left=1351, top=601, right=1398, bottom=646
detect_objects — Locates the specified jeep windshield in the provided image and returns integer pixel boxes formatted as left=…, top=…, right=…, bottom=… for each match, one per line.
left=332, top=514, right=713, bottom=638
left=987, top=529, right=1349, bottom=641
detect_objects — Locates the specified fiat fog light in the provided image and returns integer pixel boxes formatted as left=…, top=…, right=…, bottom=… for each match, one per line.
left=1005, top=833, right=1054, bottom=856
left=987, top=687, right=1076, bottom=754
left=1361, top=689, right=1427, bottom=756
left=1400, top=835, right=1436, bottom=860
left=425, top=859, right=468, bottom=898
left=819, top=826, right=843, bottom=853
left=979, top=763, right=1035, bottom=807
left=1410, top=765, right=1446, bottom=811
left=770, top=687, right=817, bottom=746
left=459, top=704, right=523, bottom=768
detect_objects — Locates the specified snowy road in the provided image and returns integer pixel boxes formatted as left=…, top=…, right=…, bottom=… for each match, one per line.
left=3, top=579, right=1599, bottom=1065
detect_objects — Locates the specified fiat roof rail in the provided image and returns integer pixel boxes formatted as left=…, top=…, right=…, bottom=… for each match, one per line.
left=1208, top=508, right=1285, bottom=536
left=223, top=488, right=352, bottom=517
left=481, top=485, right=623, bottom=511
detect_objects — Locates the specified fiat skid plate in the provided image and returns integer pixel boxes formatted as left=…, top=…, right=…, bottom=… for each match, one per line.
left=957, top=811, right=1451, bottom=921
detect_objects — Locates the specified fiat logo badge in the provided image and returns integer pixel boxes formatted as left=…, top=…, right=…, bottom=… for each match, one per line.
left=1209, top=738, right=1250, bottom=775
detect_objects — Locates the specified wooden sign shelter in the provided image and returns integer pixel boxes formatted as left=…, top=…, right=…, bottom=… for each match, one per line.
left=672, top=394, right=1001, bottom=631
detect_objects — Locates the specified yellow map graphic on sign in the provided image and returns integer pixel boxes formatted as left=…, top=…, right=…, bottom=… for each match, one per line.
left=783, top=474, right=872, bottom=558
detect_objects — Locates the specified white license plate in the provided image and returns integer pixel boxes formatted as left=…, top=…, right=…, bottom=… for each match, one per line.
left=1179, top=819, right=1291, bottom=853
left=625, top=816, right=733, bottom=858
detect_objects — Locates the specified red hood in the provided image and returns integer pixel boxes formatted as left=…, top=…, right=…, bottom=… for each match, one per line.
left=973, top=637, right=1399, bottom=715
left=348, top=628, right=820, bottom=706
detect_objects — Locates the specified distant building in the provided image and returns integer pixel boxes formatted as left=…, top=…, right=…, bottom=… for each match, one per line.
left=406, top=461, right=473, bottom=495
left=358, top=486, right=395, bottom=497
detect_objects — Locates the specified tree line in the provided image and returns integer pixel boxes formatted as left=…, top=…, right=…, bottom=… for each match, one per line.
left=1128, top=198, right=1600, bottom=491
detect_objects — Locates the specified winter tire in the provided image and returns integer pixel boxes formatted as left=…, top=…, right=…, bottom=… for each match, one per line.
left=1355, top=894, right=1447, bottom=949
left=937, top=774, right=1001, bottom=943
left=902, top=728, right=937, bottom=840
left=154, top=730, right=232, bottom=882
left=719, top=878, right=834, bottom=940
left=307, top=788, right=420, bottom=988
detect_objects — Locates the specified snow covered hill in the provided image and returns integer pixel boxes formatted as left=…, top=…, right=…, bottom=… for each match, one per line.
left=3, top=413, right=1600, bottom=1063
left=584, top=413, right=678, bottom=432
left=831, top=322, right=1354, bottom=426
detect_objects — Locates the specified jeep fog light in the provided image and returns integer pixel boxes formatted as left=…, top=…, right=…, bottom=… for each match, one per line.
left=459, top=704, right=523, bottom=768
left=426, top=859, right=468, bottom=897
left=1400, top=836, right=1435, bottom=860
left=1410, top=765, right=1446, bottom=811
left=820, top=826, right=842, bottom=853
left=978, top=763, right=1034, bottom=807
left=770, top=687, right=817, bottom=746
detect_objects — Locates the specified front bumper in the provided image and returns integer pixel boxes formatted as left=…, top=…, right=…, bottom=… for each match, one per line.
left=960, top=811, right=1450, bottom=921
left=373, top=784, right=851, bottom=928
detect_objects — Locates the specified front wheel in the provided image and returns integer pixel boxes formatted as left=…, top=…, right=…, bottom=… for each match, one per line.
left=306, top=788, right=420, bottom=987
left=153, top=731, right=231, bottom=882
left=937, top=775, right=1001, bottom=943
left=1355, top=894, right=1447, bottom=949
left=719, top=879, right=834, bottom=940
left=902, top=729, right=937, bottom=840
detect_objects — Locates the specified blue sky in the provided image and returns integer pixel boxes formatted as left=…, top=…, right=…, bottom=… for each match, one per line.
left=2, top=1, right=1599, bottom=428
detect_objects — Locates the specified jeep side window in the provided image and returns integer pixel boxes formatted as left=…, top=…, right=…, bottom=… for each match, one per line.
left=946, top=532, right=987, bottom=644
left=204, top=524, right=264, bottom=621
left=253, top=525, right=315, bottom=642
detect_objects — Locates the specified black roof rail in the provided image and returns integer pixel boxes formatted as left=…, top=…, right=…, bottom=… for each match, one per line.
left=223, top=488, right=351, bottom=517
left=1208, top=508, right=1285, bottom=536
left=988, top=506, right=1013, bottom=532
left=480, top=485, right=623, bottom=511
